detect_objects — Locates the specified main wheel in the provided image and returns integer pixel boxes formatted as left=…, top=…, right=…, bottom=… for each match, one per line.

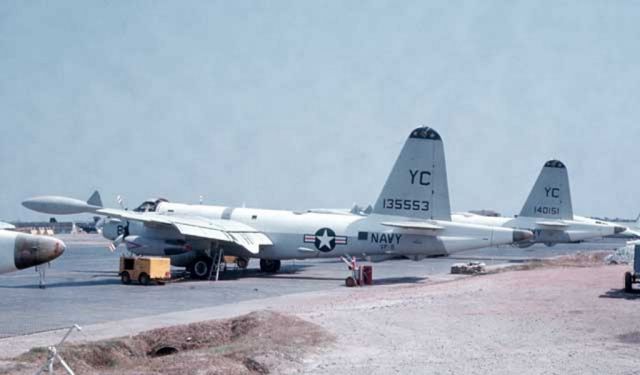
left=259, top=259, right=281, bottom=273
left=138, top=272, right=151, bottom=286
left=625, top=272, right=633, bottom=292
left=236, top=257, right=249, bottom=270
left=189, top=257, right=213, bottom=279
left=121, top=271, right=131, bottom=285
left=345, top=276, right=357, bottom=287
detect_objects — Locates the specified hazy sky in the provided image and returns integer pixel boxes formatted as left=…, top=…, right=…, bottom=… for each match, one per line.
left=1, top=1, right=639, bottom=221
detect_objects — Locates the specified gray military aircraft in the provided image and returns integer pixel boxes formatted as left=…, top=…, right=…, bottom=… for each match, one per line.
left=23, top=127, right=532, bottom=278
left=452, top=160, right=627, bottom=247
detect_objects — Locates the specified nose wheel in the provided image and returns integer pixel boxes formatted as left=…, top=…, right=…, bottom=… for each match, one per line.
left=36, top=264, right=48, bottom=289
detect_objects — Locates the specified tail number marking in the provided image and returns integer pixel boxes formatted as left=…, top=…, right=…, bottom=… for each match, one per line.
left=544, top=187, right=560, bottom=198
left=534, top=206, right=560, bottom=215
left=409, top=170, right=431, bottom=186
left=382, top=198, right=429, bottom=212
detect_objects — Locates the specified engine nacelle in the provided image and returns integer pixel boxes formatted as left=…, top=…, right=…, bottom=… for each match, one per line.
left=0, top=231, right=65, bottom=274
left=124, top=235, right=190, bottom=257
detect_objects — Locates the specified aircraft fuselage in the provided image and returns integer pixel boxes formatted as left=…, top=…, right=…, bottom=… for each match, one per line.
left=103, top=202, right=522, bottom=262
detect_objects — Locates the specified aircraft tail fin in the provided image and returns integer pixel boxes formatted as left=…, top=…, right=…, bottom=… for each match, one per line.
left=372, top=127, right=451, bottom=220
left=519, top=160, right=573, bottom=220
left=87, top=190, right=103, bottom=208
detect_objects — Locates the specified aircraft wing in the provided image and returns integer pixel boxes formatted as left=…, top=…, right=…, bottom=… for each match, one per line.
left=380, top=221, right=444, bottom=232
left=535, top=221, right=569, bottom=229
left=97, top=208, right=272, bottom=254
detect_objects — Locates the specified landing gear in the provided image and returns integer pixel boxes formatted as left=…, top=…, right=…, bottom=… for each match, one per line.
left=260, top=259, right=281, bottom=273
left=189, top=257, right=213, bottom=280
left=36, top=264, right=47, bottom=289
left=625, top=272, right=633, bottom=293
left=236, top=257, right=249, bottom=270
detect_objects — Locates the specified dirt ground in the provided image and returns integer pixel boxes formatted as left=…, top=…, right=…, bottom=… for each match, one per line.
left=2, top=311, right=332, bottom=375
left=3, top=253, right=639, bottom=374
left=293, top=254, right=640, bottom=374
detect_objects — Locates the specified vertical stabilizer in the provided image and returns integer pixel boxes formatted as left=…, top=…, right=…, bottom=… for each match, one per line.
left=87, top=191, right=103, bottom=208
left=373, top=127, right=451, bottom=220
left=519, top=160, right=573, bottom=220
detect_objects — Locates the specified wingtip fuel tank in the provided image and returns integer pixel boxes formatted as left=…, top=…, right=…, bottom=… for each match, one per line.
left=22, top=190, right=102, bottom=215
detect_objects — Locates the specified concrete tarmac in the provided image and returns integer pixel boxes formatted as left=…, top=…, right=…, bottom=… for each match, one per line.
left=0, top=234, right=625, bottom=339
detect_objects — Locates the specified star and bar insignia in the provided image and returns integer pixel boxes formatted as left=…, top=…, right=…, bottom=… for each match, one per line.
left=303, top=228, right=347, bottom=252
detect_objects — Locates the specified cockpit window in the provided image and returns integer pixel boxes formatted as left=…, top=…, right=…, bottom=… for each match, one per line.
left=134, top=201, right=158, bottom=213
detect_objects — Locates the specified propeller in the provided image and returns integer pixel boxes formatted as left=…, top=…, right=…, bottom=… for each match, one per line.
left=108, top=234, right=124, bottom=252
left=94, top=216, right=105, bottom=234
left=107, top=220, right=129, bottom=252
left=116, top=195, right=127, bottom=210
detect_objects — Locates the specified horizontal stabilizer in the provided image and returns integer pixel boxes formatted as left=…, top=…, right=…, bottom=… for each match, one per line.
left=535, top=221, right=569, bottom=229
left=380, top=221, right=444, bottom=231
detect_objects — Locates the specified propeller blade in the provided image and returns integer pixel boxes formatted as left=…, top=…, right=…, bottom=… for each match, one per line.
left=116, top=195, right=126, bottom=209
left=108, top=234, right=124, bottom=252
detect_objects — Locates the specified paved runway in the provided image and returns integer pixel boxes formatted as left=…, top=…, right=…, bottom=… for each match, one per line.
left=0, top=234, right=625, bottom=338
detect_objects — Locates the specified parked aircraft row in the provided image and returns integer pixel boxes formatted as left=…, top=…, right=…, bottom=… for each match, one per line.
left=452, top=159, right=627, bottom=246
left=21, top=127, right=632, bottom=279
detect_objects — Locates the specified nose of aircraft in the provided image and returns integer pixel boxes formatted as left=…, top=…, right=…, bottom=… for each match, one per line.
left=47, top=237, right=66, bottom=260
left=512, top=229, right=534, bottom=243
left=14, top=234, right=66, bottom=270
left=614, top=226, right=627, bottom=234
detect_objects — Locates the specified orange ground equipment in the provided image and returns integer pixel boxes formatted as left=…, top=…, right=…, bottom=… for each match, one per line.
left=341, top=256, right=373, bottom=287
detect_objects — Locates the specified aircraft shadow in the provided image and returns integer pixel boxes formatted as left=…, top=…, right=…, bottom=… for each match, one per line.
left=253, top=274, right=346, bottom=282
left=373, top=276, right=427, bottom=285
left=173, top=265, right=314, bottom=281
left=599, top=289, right=640, bottom=300
left=0, top=278, right=121, bottom=289
left=68, top=270, right=119, bottom=275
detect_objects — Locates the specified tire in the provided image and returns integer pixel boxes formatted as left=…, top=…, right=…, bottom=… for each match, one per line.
left=625, top=272, right=633, bottom=293
left=345, top=276, right=357, bottom=287
left=138, top=273, right=151, bottom=286
left=259, top=259, right=281, bottom=273
left=190, top=257, right=212, bottom=280
left=121, top=271, right=131, bottom=285
left=236, top=257, right=249, bottom=270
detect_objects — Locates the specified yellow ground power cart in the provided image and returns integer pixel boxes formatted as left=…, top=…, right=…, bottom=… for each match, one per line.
left=119, top=256, right=171, bottom=285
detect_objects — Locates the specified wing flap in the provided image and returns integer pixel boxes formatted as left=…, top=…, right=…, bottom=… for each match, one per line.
left=380, top=221, right=444, bottom=232
left=535, top=221, right=569, bottom=229
left=173, top=223, right=232, bottom=242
